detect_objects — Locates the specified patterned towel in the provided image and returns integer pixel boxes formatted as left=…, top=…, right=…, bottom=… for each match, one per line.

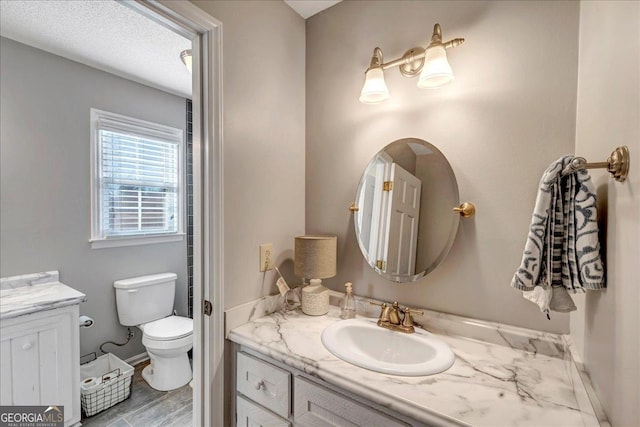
left=511, top=156, right=605, bottom=316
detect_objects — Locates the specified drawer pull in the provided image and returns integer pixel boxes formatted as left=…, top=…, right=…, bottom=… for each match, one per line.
left=255, top=380, right=265, bottom=391
left=22, top=342, right=33, bottom=351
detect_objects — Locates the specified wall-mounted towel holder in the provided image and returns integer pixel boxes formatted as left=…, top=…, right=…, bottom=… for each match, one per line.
left=572, top=145, right=630, bottom=182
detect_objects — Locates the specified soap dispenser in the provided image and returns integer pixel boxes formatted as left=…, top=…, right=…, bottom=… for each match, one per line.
left=340, top=282, right=356, bottom=319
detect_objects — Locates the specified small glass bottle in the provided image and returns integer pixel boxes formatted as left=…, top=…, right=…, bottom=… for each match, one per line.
left=340, top=282, right=356, bottom=319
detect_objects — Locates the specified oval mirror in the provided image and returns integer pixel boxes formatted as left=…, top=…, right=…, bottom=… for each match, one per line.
left=354, top=138, right=460, bottom=282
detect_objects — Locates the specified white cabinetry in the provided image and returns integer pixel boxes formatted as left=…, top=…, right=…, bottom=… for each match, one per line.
left=0, top=305, right=81, bottom=426
left=294, top=377, right=409, bottom=427
left=235, top=349, right=416, bottom=427
left=236, top=352, right=291, bottom=426
left=237, top=352, right=291, bottom=419
left=237, top=395, right=291, bottom=427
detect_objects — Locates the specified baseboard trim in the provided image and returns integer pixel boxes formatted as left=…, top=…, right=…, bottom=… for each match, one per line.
left=125, top=351, right=149, bottom=366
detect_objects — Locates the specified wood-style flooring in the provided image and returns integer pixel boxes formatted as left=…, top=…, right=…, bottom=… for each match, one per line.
left=81, top=361, right=192, bottom=427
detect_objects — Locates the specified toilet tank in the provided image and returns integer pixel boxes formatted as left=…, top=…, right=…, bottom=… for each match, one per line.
left=114, top=273, right=177, bottom=326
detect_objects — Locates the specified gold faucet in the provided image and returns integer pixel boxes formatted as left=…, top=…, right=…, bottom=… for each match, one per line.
left=370, top=301, right=424, bottom=334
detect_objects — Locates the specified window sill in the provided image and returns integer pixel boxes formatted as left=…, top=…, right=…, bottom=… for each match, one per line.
left=90, top=233, right=185, bottom=249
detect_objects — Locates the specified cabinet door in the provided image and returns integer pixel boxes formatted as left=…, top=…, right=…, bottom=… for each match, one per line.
left=0, top=306, right=79, bottom=426
left=236, top=394, right=291, bottom=427
left=294, top=377, right=409, bottom=427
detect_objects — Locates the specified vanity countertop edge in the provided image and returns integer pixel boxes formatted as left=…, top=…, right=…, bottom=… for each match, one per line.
left=228, top=301, right=607, bottom=427
left=1, top=271, right=87, bottom=320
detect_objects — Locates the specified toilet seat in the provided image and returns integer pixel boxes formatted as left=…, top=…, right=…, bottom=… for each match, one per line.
left=143, top=333, right=192, bottom=351
left=140, top=315, right=193, bottom=341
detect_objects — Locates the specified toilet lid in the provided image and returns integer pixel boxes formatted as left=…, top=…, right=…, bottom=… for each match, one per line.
left=142, top=316, right=193, bottom=340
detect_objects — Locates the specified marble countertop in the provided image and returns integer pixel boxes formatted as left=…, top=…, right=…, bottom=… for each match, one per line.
left=229, top=303, right=601, bottom=427
left=1, top=271, right=86, bottom=320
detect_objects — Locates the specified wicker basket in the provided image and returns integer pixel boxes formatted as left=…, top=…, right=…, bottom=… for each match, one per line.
left=80, top=353, right=134, bottom=417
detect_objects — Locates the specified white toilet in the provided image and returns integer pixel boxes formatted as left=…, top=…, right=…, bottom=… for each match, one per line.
left=114, top=273, right=193, bottom=391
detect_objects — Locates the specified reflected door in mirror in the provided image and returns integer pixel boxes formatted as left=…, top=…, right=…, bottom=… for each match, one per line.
left=385, top=163, right=421, bottom=276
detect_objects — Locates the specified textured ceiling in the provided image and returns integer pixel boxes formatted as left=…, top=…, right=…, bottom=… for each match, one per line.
left=0, top=0, right=192, bottom=98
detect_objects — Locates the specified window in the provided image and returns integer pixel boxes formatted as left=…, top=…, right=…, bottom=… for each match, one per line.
left=90, top=109, right=184, bottom=248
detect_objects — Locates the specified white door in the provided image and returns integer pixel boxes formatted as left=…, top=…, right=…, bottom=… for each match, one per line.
left=383, top=163, right=421, bottom=276
left=137, top=3, right=224, bottom=426
left=366, top=154, right=393, bottom=266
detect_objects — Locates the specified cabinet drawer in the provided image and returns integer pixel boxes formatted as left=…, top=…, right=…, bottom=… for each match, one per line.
left=237, top=352, right=291, bottom=418
left=236, top=394, right=291, bottom=427
left=294, top=377, right=409, bottom=427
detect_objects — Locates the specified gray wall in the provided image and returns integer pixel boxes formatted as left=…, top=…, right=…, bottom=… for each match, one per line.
left=0, top=38, right=188, bottom=360
left=306, top=0, right=579, bottom=333
left=571, top=1, right=640, bottom=424
left=188, top=3, right=305, bottom=424
left=191, top=0, right=306, bottom=310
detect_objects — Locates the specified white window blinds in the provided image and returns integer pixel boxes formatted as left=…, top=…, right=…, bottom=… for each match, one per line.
left=91, top=109, right=184, bottom=245
left=100, top=130, right=179, bottom=236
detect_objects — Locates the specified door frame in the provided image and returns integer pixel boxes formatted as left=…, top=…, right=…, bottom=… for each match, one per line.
left=128, top=1, right=224, bottom=426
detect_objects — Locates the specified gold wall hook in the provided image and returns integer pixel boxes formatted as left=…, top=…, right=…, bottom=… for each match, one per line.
left=453, top=202, right=476, bottom=218
left=349, top=202, right=359, bottom=213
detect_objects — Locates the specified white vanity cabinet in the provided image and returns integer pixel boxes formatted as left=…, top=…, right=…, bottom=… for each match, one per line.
left=237, top=394, right=291, bottom=427
left=0, top=305, right=81, bottom=426
left=294, top=377, right=409, bottom=427
left=236, top=351, right=291, bottom=425
left=234, top=348, right=417, bottom=427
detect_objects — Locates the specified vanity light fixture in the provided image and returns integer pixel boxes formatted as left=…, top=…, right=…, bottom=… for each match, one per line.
left=180, top=49, right=192, bottom=73
left=359, top=23, right=464, bottom=104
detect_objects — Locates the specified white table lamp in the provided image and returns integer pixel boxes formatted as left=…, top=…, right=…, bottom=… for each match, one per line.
left=295, top=235, right=337, bottom=315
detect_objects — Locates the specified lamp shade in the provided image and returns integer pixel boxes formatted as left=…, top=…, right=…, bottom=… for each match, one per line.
left=294, top=236, right=337, bottom=279
left=359, top=68, right=390, bottom=104
left=417, top=45, right=454, bottom=88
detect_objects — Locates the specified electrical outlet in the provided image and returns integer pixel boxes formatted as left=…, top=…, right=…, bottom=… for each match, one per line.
left=259, top=243, right=274, bottom=272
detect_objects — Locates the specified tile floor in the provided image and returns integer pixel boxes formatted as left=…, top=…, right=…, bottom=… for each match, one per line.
left=81, top=361, right=192, bottom=427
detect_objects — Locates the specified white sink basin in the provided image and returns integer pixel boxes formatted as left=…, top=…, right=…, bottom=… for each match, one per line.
left=321, top=318, right=455, bottom=376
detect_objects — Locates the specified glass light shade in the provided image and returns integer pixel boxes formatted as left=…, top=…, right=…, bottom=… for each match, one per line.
left=359, top=68, right=390, bottom=104
left=183, top=55, right=192, bottom=73
left=418, top=45, right=454, bottom=89
left=180, top=49, right=192, bottom=74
